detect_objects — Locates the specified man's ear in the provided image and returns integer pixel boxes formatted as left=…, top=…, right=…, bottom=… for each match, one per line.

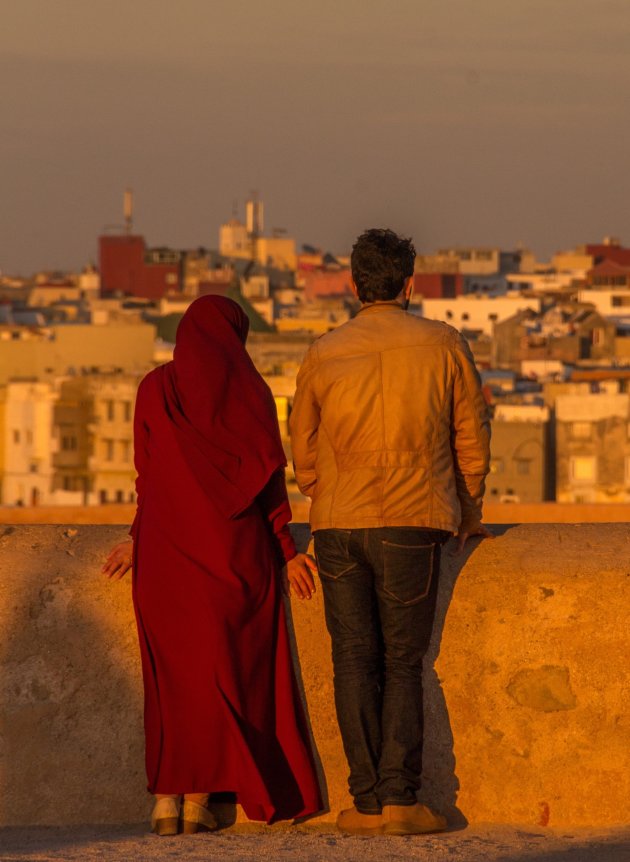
left=403, top=276, right=414, bottom=301
left=350, top=278, right=359, bottom=298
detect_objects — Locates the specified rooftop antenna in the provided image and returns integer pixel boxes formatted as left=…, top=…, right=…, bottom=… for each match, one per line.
left=123, top=188, right=133, bottom=235
left=246, top=190, right=263, bottom=238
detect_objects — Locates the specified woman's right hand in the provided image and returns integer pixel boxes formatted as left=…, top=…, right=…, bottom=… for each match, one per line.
left=102, top=540, right=134, bottom=580
left=281, top=553, right=317, bottom=600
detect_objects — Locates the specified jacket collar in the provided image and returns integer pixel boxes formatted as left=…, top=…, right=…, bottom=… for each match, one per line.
left=356, top=300, right=405, bottom=315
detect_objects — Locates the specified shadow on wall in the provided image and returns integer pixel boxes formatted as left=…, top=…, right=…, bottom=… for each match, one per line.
left=420, top=525, right=515, bottom=827
left=0, top=523, right=329, bottom=833
left=284, top=524, right=512, bottom=829
left=0, top=525, right=149, bottom=827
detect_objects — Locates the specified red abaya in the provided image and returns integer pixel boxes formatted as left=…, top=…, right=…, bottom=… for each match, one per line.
left=130, top=296, right=321, bottom=823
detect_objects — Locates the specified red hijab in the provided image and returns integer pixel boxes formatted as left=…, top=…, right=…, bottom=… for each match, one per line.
left=161, top=295, right=286, bottom=518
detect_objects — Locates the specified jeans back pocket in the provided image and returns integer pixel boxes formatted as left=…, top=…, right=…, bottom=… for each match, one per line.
left=382, top=540, right=435, bottom=604
left=313, top=529, right=353, bottom=580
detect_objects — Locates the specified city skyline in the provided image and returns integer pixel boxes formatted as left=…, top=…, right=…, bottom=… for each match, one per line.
left=2, top=0, right=630, bottom=274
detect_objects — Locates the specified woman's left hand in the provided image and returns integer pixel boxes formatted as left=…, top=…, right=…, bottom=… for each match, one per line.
left=102, top=540, right=134, bottom=580
left=281, top=553, right=318, bottom=600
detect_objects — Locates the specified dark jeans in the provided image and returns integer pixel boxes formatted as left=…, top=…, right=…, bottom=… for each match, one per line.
left=314, top=527, right=449, bottom=814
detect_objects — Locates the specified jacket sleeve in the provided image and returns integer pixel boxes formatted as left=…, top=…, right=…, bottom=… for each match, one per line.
left=289, top=344, right=320, bottom=497
left=257, top=468, right=297, bottom=565
left=129, top=378, right=150, bottom=541
left=450, top=333, right=491, bottom=534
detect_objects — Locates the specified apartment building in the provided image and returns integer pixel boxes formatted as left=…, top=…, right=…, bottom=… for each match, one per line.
left=486, top=404, right=552, bottom=503
left=555, top=392, right=630, bottom=503
left=0, top=381, right=59, bottom=506
left=53, top=374, right=141, bottom=505
left=0, top=320, right=155, bottom=385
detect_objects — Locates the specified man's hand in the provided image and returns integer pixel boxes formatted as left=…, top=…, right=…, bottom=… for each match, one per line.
left=281, top=553, right=318, bottom=600
left=102, top=540, right=134, bottom=580
left=452, top=524, right=495, bottom=555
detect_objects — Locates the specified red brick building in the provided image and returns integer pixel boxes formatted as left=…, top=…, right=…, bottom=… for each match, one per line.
left=413, top=272, right=464, bottom=299
left=302, top=270, right=354, bottom=301
left=99, top=235, right=182, bottom=299
left=587, top=260, right=630, bottom=289
left=584, top=242, right=630, bottom=267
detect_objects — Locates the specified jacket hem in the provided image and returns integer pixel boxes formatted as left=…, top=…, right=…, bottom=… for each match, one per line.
left=310, top=516, right=456, bottom=533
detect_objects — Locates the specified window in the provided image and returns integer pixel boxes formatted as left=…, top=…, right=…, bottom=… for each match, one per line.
left=99, top=490, right=108, bottom=504
left=115, top=490, right=124, bottom=503
left=61, top=436, right=78, bottom=451
left=106, top=400, right=115, bottom=421
left=13, top=430, right=20, bottom=444
left=121, top=440, right=131, bottom=463
left=26, top=430, right=33, bottom=445
left=570, top=456, right=597, bottom=482
left=461, top=312, right=470, bottom=321
left=123, top=402, right=132, bottom=422
left=572, top=422, right=592, bottom=440
left=104, top=439, right=114, bottom=461
left=515, top=459, right=530, bottom=475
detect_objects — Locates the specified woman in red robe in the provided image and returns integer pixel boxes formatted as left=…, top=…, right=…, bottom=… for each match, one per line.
left=103, top=295, right=322, bottom=835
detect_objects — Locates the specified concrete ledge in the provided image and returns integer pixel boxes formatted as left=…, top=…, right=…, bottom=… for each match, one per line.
left=0, top=524, right=628, bottom=827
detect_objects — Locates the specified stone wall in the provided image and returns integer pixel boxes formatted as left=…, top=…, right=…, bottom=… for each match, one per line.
left=0, top=524, right=628, bottom=828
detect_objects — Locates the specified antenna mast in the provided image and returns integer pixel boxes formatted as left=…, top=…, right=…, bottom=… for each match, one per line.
left=123, top=188, right=133, bottom=235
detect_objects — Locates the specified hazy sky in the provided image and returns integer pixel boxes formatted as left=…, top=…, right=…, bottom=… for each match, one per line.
left=2, top=0, right=630, bottom=274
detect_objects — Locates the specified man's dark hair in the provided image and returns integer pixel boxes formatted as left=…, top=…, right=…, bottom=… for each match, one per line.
left=350, top=228, right=416, bottom=303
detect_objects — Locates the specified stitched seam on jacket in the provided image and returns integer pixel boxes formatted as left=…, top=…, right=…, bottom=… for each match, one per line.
left=433, top=334, right=456, bottom=525
left=454, top=335, right=486, bottom=467
left=379, top=350, right=386, bottom=522
left=452, top=334, right=487, bottom=519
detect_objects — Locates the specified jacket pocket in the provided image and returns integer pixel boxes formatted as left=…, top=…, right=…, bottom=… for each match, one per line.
left=382, top=540, right=435, bottom=604
left=314, top=529, right=354, bottom=580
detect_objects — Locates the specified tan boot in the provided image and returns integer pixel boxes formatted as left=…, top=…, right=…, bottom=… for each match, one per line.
left=151, top=796, right=181, bottom=836
left=381, top=802, right=447, bottom=835
left=181, top=799, right=218, bottom=834
left=336, top=806, right=384, bottom=836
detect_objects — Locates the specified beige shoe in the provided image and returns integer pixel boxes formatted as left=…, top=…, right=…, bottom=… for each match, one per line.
left=382, top=802, right=447, bottom=835
left=181, top=799, right=218, bottom=834
left=336, top=806, right=384, bottom=836
left=151, top=796, right=181, bottom=836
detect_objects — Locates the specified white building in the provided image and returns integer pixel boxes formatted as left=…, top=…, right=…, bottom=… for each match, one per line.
left=577, top=288, right=630, bottom=319
left=1, top=380, right=59, bottom=506
left=506, top=272, right=578, bottom=293
left=421, top=296, right=542, bottom=336
left=494, top=403, right=550, bottom=423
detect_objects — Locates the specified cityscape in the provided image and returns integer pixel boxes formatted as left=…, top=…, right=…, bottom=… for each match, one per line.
left=2, top=190, right=630, bottom=513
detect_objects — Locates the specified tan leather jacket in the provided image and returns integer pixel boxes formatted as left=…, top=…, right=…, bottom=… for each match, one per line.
left=289, top=301, right=491, bottom=534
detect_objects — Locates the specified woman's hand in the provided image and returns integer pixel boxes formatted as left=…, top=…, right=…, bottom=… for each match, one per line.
left=281, top=553, right=318, bottom=600
left=102, top=540, right=134, bottom=580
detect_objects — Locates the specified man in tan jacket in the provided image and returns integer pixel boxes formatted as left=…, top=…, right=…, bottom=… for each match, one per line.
left=290, top=228, right=491, bottom=836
